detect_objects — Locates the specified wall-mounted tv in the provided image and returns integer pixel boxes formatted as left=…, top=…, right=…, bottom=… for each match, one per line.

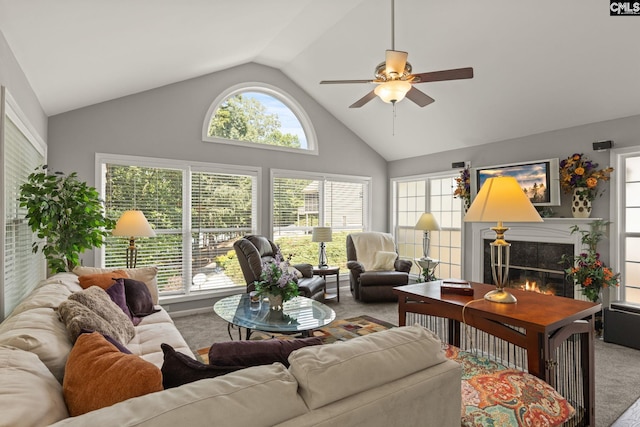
left=471, top=158, right=561, bottom=206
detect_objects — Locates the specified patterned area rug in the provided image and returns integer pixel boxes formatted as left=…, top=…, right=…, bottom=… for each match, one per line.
left=196, top=314, right=395, bottom=363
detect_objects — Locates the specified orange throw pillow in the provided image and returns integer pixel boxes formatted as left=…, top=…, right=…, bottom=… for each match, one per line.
left=63, top=332, right=162, bottom=416
left=78, top=270, right=129, bottom=290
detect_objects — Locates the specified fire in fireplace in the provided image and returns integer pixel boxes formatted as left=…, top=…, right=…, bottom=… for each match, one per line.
left=483, top=239, right=574, bottom=298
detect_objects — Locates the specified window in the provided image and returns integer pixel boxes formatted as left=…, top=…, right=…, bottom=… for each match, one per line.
left=202, top=83, right=317, bottom=154
left=613, top=148, right=640, bottom=304
left=98, top=154, right=259, bottom=296
left=392, top=173, right=463, bottom=279
left=271, top=171, right=370, bottom=270
left=1, top=88, right=46, bottom=319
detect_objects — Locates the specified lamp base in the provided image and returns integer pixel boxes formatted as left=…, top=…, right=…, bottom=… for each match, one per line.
left=484, top=288, right=517, bottom=304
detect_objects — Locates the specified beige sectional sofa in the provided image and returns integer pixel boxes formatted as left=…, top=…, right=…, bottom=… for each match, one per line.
left=0, top=270, right=462, bottom=427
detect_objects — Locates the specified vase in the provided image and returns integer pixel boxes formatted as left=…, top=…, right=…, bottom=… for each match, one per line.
left=267, top=294, right=283, bottom=311
left=463, top=198, right=470, bottom=214
left=571, top=187, right=592, bottom=218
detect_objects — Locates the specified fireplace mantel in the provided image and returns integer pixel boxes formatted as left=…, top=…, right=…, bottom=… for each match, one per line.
left=469, top=218, right=602, bottom=300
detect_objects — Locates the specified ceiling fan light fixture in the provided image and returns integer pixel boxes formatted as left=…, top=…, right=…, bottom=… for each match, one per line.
left=374, top=80, right=412, bottom=104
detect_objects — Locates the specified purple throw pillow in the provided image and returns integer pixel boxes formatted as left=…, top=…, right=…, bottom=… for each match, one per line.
left=123, top=278, right=159, bottom=318
left=208, top=337, right=323, bottom=368
left=105, top=278, right=140, bottom=325
left=160, top=343, right=244, bottom=389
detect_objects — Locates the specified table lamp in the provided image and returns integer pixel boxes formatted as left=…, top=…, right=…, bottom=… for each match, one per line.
left=464, top=176, right=542, bottom=303
left=311, top=226, right=332, bottom=269
left=415, top=212, right=441, bottom=260
left=111, top=210, right=156, bottom=268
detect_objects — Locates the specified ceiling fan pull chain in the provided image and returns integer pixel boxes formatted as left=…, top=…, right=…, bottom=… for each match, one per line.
left=392, top=101, right=397, bottom=136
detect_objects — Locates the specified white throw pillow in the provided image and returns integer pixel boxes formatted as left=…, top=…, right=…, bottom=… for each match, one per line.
left=371, top=251, right=397, bottom=271
left=280, top=262, right=303, bottom=279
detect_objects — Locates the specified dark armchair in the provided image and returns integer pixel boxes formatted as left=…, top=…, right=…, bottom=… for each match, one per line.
left=233, top=235, right=326, bottom=301
left=346, top=232, right=412, bottom=302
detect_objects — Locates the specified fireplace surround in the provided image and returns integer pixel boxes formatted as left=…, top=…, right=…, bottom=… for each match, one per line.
left=470, top=218, right=601, bottom=301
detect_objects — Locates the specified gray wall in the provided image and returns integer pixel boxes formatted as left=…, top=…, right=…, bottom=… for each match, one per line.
left=0, top=30, right=47, bottom=141
left=390, top=113, right=640, bottom=278
left=47, top=62, right=389, bottom=267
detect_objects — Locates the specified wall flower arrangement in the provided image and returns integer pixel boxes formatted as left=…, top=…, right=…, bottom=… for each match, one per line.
left=559, top=153, right=614, bottom=201
left=454, top=167, right=471, bottom=208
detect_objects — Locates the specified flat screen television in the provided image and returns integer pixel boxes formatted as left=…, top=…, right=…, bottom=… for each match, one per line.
left=471, top=158, right=561, bottom=206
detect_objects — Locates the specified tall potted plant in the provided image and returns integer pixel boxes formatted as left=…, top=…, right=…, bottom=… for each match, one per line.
left=19, top=165, right=116, bottom=273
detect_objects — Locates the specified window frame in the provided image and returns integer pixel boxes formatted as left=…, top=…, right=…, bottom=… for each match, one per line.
left=390, top=171, right=464, bottom=280
left=95, top=153, right=261, bottom=300
left=202, top=82, right=319, bottom=155
left=611, top=146, right=640, bottom=303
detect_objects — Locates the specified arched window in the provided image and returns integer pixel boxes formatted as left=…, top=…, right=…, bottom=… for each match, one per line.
left=202, top=83, right=317, bottom=154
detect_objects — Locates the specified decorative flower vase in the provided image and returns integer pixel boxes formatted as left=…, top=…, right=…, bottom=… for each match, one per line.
left=463, top=198, right=470, bottom=214
left=267, top=294, right=283, bottom=311
left=571, top=187, right=592, bottom=218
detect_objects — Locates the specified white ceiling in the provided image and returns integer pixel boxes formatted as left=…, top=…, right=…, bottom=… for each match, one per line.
left=1, top=0, right=639, bottom=161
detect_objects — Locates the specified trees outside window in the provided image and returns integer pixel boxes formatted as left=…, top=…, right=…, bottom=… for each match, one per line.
left=202, top=84, right=317, bottom=154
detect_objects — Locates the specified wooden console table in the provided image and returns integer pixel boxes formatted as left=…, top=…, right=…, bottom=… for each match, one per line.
left=394, top=282, right=601, bottom=427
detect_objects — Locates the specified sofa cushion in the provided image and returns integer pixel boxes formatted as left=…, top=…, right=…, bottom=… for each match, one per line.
left=0, top=307, right=72, bottom=382
left=288, top=324, right=446, bottom=409
left=161, top=343, right=244, bottom=389
left=105, top=278, right=137, bottom=324
left=371, top=251, right=398, bottom=271
left=123, top=278, right=160, bottom=317
left=128, top=317, right=194, bottom=366
left=63, top=331, right=163, bottom=416
left=8, top=282, right=72, bottom=316
left=0, top=345, right=69, bottom=426
left=209, top=337, right=323, bottom=368
left=53, top=363, right=308, bottom=427
left=73, top=266, right=159, bottom=304
left=58, top=286, right=135, bottom=344
left=78, top=270, right=129, bottom=290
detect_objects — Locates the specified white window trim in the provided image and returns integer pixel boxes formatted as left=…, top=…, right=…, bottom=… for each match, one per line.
left=94, top=152, right=262, bottom=274
left=611, top=145, right=640, bottom=302
left=202, top=82, right=319, bottom=155
left=270, top=168, right=372, bottom=239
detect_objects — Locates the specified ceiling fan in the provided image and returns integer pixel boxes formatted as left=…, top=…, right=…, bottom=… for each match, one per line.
left=320, top=0, right=474, bottom=108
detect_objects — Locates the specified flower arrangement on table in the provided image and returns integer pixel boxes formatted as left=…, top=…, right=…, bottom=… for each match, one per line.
left=560, top=220, right=619, bottom=303
left=559, top=153, right=614, bottom=201
left=454, top=167, right=471, bottom=208
left=254, top=252, right=299, bottom=309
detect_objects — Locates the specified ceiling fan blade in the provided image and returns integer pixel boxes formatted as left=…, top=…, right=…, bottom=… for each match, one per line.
left=320, top=79, right=374, bottom=84
left=405, top=87, right=435, bottom=107
left=385, top=50, right=408, bottom=76
left=413, top=67, right=474, bottom=83
left=349, top=91, right=378, bottom=108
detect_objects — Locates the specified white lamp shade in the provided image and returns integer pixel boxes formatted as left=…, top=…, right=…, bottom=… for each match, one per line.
left=415, top=213, right=441, bottom=231
left=311, top=226, right=333, bottom=242
left=112, top=210, right=156, bottom=237
left=374, top=80, right=412, bottom=103
left=464, top=176, right=543, bottom=223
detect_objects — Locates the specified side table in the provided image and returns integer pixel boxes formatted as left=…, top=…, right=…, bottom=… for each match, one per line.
left=313, top=266, right=340, bottom=302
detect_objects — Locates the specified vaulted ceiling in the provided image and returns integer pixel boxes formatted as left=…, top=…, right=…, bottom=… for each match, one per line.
left=1, top=0, right=639, bottom=161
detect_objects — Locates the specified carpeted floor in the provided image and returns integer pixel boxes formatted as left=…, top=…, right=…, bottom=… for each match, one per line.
left=173, top=284, right=640, bottom=427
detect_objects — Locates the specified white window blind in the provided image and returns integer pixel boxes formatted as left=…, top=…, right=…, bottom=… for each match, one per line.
left=101, top=158, right=258, bottom=295
left=272, top=173, right=369, bottom=270
left=2, top=112, right=46, bottom=319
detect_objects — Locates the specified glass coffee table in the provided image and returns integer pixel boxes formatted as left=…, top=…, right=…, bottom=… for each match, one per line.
left=213, top=294, right=336, bottom=340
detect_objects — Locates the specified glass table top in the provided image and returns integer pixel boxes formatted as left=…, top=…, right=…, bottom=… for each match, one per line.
left=213, top=294, right=336, bottom=334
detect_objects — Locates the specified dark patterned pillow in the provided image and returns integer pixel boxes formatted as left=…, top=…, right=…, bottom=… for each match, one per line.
left=160, top=343, right=244, bottom=389
left=123, top=278, right=160, bottom=317
left=208, top=337, right=323, bottom=368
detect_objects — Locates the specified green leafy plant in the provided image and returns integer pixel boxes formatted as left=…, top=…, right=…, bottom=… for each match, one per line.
left=560, top=220, right=620, bottom=303
left=19, top=165, right=116, bottom=273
